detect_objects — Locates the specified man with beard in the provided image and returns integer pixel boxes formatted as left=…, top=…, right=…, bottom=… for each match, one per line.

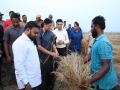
left=12, top=21, right=42, bottom=90
left=3, top=13, right=24, bottom=85
left=84, top=16, right=118, bottom=90
left=35, top=14, right=43, bottom=29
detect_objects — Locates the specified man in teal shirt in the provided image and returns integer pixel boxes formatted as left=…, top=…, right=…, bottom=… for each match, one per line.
left=84, top=16, right=118, bottom=90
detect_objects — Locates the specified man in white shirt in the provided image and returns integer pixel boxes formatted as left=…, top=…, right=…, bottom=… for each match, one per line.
left=53, top=19, right=69, bottom=56
left=12, top=21, right=42, bottom=90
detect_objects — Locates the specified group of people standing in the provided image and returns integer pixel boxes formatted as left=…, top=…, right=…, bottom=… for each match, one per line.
left=0, top=10, right=119, bottom=90
left=0, top=11, right=84, bottom=90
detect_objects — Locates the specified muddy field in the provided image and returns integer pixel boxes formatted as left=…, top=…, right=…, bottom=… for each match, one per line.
left=1, top=33, right=120, bottom=90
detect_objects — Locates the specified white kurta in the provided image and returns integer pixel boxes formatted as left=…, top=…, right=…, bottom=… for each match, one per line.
left=12, top=33, right=41, bottom=89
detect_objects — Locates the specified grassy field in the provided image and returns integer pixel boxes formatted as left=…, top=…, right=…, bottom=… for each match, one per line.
left=106, top=33, right=120, bottom=85
left=2, top=33, right=120, bottom=90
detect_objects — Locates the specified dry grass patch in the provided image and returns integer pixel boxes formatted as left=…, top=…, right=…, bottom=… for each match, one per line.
left=53, top=53, right=92, bottom=90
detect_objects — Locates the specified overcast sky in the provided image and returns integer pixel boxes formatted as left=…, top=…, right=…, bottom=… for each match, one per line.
left=1, top=0, right=120, bottom=32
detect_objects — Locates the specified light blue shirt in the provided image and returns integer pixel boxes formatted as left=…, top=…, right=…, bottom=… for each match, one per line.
left=90, top=34, right=118, bottom=90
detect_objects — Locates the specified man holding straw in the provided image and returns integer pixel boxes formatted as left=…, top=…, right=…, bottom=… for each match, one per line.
left=84, top=16, right=118, bottom=90
left=37, top=18, right=58, bottom=90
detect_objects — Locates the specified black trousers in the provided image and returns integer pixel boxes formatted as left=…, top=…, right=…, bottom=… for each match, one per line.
left=57, top=47, right=67, bottom=56
left=40, top=57, right=55, bottom=90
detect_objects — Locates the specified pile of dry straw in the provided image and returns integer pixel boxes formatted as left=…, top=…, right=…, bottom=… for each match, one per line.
left=53, top=53, right=93, bottom=90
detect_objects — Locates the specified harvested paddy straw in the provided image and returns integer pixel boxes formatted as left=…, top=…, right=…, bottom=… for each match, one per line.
left=53, top=53, right=93, bottom=90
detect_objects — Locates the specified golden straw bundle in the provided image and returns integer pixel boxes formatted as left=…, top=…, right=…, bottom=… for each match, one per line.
left=53, top=53, right=93, bottom=90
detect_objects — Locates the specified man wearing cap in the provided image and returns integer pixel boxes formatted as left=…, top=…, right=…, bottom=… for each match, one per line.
left=35, top=14, right=43, bottom=29
left=0, top=12, right=5, bottom=26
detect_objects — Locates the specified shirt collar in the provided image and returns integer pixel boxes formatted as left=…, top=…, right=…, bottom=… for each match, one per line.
left=95, top=34, right=105, bottom=41
left=22, top=33, right=31, bottom=41
left=42, top=28, right=50, bottom=33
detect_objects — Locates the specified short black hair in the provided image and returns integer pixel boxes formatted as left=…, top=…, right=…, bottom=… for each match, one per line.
left=44, top=18, right=52, bottom=25
left=9, top=11, right=14, bottom=15
left=22, top=15, right=26, bottom=18
left=16, top=13, right=21, bottom=20
left=74, top=22, right=79, bottom=27
left=92, top=15, right=106, bottom=30
left=56, top=19, right=63, bottom=23
left=25, top=21, right=40, bottom=30
left=11, top=13, right=20, bottom=19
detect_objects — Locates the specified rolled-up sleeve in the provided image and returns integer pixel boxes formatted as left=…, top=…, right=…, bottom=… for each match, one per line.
left=12, top=43, right=29, bottom=85
left=97, top=41, right=112, bottom=61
